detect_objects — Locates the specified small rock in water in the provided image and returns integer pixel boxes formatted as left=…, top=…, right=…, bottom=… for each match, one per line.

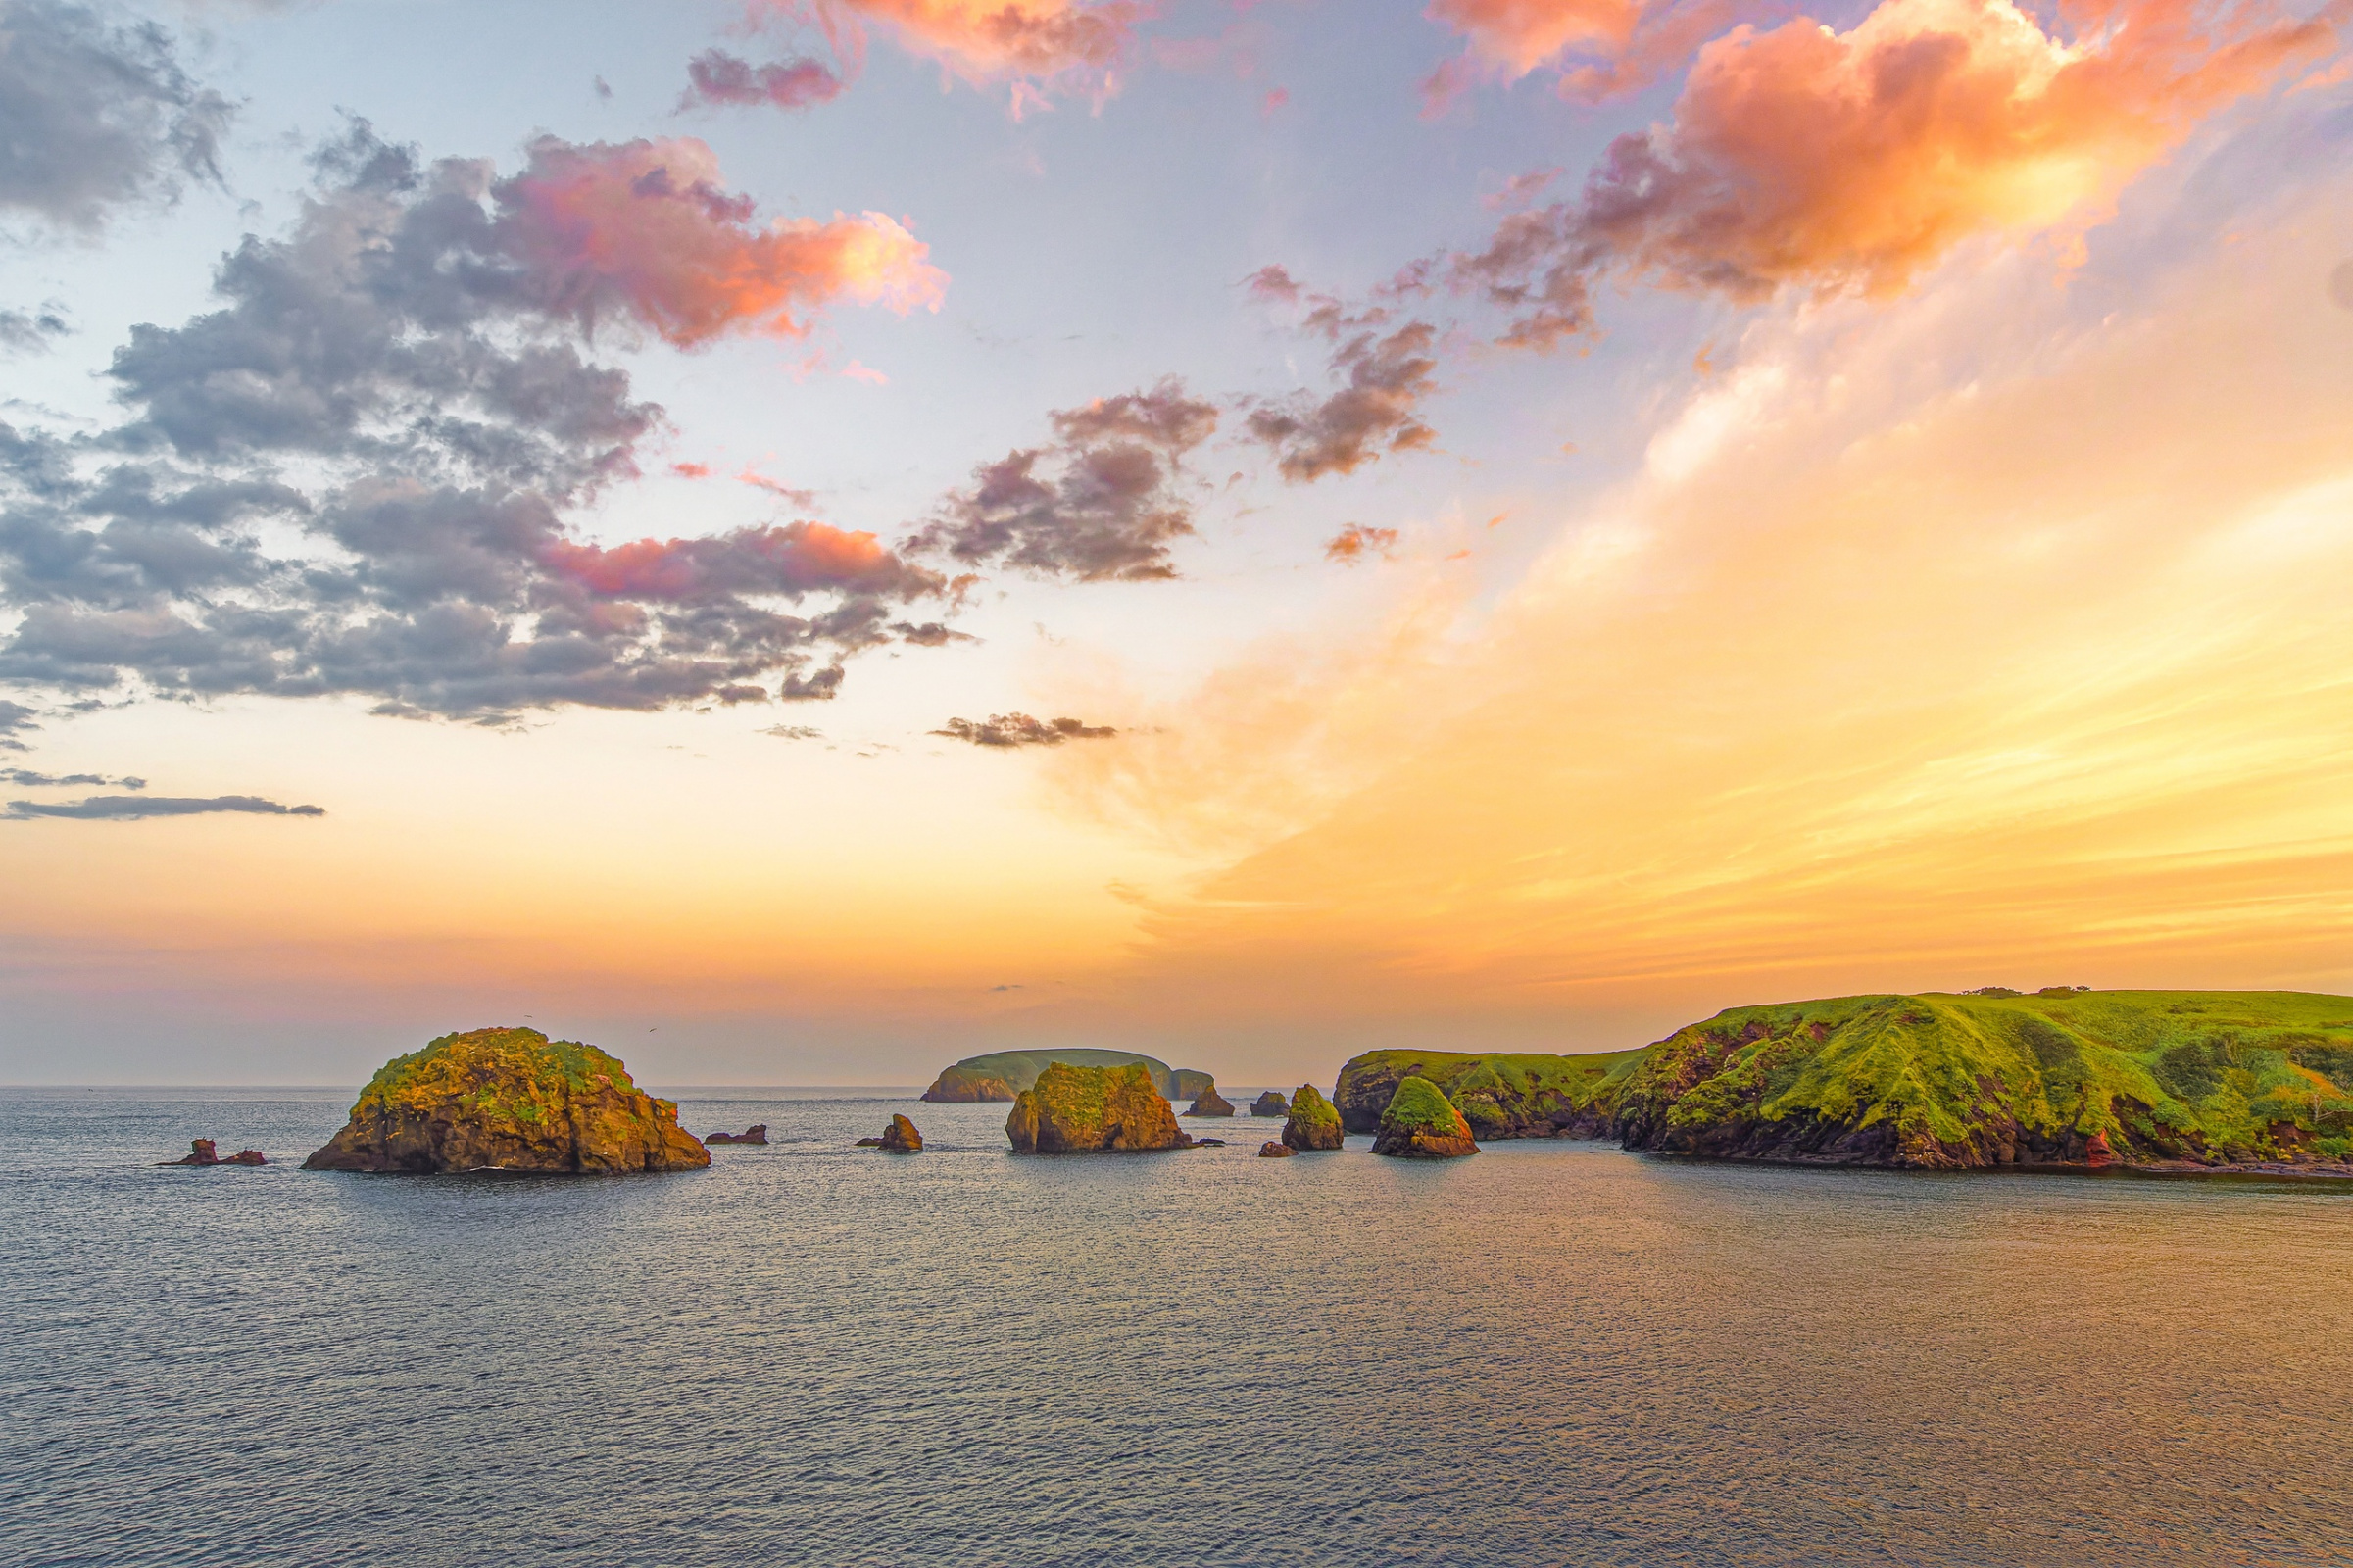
left=1186, top=1086, right=1236, bottom=1117
left=879, top=1114, right=923, bottom=1153
left=855, top=1138, right=884, bottom=1147
left=1258, top=1141, right=1296, bottom=1157
left=707, top=1125, right=769, bottom=1145
left=159, top=1139, right=266, bottom=1167
left=1193, top=1137, right=1227, bottom=1147
left=1250, top=1091, right=1289, bottom=1117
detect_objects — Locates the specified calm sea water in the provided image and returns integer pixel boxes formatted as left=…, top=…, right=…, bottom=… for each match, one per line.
left=3, top=1086, right=2349, bottom=1567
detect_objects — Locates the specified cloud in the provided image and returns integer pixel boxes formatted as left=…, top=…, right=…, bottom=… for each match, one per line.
left=934, top=712, right=1117, bottom=747
left=1246, top=304, right=1440, bottom=482
left=1421, top=0, right=1739, bottom=109
left=773, top=0, right=1146, bottom=102
left=0, top=767, right=143, bottom=787
left=0, top=0, right=232, bottom=233
left=4, top=793, right=323, bottom=820
left=0, top=305, right=70, bottom=353
left=680, top=49, right=848, bottom=112
left=0, top=126, right=956, bottom=721
left=495, top=136, right=948, bottom=348
left=1325, top=523, right=1398, bottom=563
left=909, top=379, right=1218, bottom=580
left=0, top=698, right=34, bottom=750
left=1452, top=0, right=2343, bottom=349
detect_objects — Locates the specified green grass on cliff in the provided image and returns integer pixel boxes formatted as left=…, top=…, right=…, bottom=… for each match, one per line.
left=1346, top=1048, right=1651, bottom=1114
left=361, top=1026, right=637, bottom=1126
left=1626, top=990, right=2353, bottom=1160
left=1379, top=1076, right=1464, bottom=1136
left=1288, top=1084, right=1342, bottom=1129
left=1026, top=1060, right=1155, bottom=1124
left=939, top=1048, right=1177, bottom=1095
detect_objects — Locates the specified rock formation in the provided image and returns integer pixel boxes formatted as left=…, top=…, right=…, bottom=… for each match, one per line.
left=1613, top=990, right=2353, bottom=1173
left=1281, top=1084, right=1345, bottom=1152
left=1250, top=1091, right=1289, bottom=1116
left=160, top=1139, right=266, bottom=1167
left=1006, top=1062, right=1191, bottom=1154
left=1371, top=1076, right=1480, bottom=1159
left=707, top=1125, right=768, bottom=1144
left=1186, top=1086, right=1236, bottom=1117
left=1258, top=1141, right=1295, bottom=1157
left=920, top=1066, right=1018, bottom=1102
left=880, top=1114, right=922, bottom=1152
left=302, top=1026, right=711, bottom=1174
left=923, top=1048, right=1215, bottom=1103
left=1335, top=1048, right=1648, bottom=1139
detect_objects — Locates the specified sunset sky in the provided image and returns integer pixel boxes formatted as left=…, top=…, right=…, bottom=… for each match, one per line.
left=1, top=0, right=2348, bottom=1085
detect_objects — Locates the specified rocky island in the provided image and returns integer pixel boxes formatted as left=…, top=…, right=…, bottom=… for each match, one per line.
left=1614, top=989, right=2353, bottom=1173
left=1371, top=1076, right=1480, bottom=1158
left=1335, top=1047, right=1648, bottom=1139
left=856, top=1114, right=923, bottom=1152
left=1186, top=1086, right=1235, bottom=1116
left=160, top=1139, right=266, bottom=1167
left=707, top=1125, right=767, bottom=1144
left=1281, top=1084, right=1345, bottom=1151
left=1250, top=1090, right=1289, bottom=1116
left=1005, top=1061, right=1192, bottom=1153
left=923, top=1048, right=1214, bottom=1104
left=302, top=1026, right=711, bottom=1174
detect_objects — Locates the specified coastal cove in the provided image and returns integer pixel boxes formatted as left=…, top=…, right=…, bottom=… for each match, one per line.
left=7, top=1087, right=2352, bottom=1566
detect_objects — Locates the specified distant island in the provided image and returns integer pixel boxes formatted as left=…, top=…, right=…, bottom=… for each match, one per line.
left=924, top=1048, right=1214, bottom=1103
left=1336, top=990, right=2353, bottom=1174
left=303, top=1026, right=711, bottom=1174
left=1006, top=1061, right=1192, bottom=1153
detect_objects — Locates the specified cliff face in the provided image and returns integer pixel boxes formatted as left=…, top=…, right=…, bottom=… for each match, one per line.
left=1370, top=1076, right=1479, bottom=1158
left=919, top=1066, right=1017, bottom=1102
left=302, top=1027, right=711, bottom=1174
left=1281, top=1084, right=1345, bottom=1151
left=1334, top=1049, right=1649, bottom=1138
left=1006, top=1062, right=1190, bottom=1153
left=1615, top=990, right=2353, bottom=1172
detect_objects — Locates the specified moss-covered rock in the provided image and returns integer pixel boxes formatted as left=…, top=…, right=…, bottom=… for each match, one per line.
left=1281, top=1083, right=1345, bottom=1151
left=302, top=1026, right=710, bottom=1174
left=1371, top=1076, right=1479, bottom=1159
left=1616, top=990, right=2353, bottom=1172
left=1334, top=1048, right=1650, bottom=1138
left=1005, top=1062, right=1190, bottom=1153
left=923, top=1049, right=1213, bottom=1102
left=1250, top=1090, right=1290, bottom=1117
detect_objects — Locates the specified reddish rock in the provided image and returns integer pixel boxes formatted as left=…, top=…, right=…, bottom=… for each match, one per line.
left=879, top=1114, right=923, bottom=1153
left=2085, top=1130, right=2117, bottom=1170
left=1258, top=1141, right=1296, bottom=1157
left=1186, top=1086, right=1236, bottom=1117
left=160, top=1140, right=267, bottom=1167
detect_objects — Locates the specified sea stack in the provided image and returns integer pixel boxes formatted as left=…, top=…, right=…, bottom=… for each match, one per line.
left=1258, top=1141, right=1296, bottom=1157
left=159, top=1139, right=266, bottom=1167
left=1250, top=1090, right=1289, bottom=1117
left=1186, top=1086, right=1236, bottom=1117
left=1006, top=1062, right=1191, bottom=1154
left=1370, top=1077, right=1480, bottom=1159
left=302, top=1026, right=711, bottom=1174
left=880, top=1114, right=923, bottom=1152
left=1281, top=1084, right=1345, bottom=1151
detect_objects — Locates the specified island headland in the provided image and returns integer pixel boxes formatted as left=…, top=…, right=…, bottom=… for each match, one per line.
left=302, top=1026, right=711, bottom=1174
left=923, top=1048, right=1216, bottom=1104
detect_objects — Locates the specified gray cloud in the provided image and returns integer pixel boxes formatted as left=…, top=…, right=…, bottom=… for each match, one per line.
left=0, top=305, right=70, bottom=354
left=0, top=766, right=144, bottom=787
left=934, top=712, right=1117, bottom=748
left=0, top=125, right=953, bottom=722
left=0, top=697, right=34, bottom=750
left=1246, top=304, right=1438, bottom=482
left=909, top=380, right=1218, bottom=581
left=4, top=792, right=322, bottom=820
left=0, top=0, right=232, bottom=233
left=680, top=50, right=846, bottom=112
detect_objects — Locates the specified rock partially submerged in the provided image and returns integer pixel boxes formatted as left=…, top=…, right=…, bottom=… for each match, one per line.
left=879, top=1114, right=922, bottom=1152
left=707, top=1125, right=768, bottom=1145
left=1250, top=1091, right=1289, bottom=1117
left=1258, top=1141, right=1295, bottom=1157
left=1006, top=1062, right=1191, bottom=1154
left=302, top=1026, right=711, bottom=1175
left=1186, top=1086, right=1236, bottom=1117
left=159, top=1139, right=266, bottom=1167
left=1371, top=1077, right=1480, bottom=1159
left=1281, top=1084, right=1345, bottom=1152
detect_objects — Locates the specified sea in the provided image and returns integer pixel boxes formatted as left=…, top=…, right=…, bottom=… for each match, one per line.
left=3, top=1086, right=2349, bottom=1567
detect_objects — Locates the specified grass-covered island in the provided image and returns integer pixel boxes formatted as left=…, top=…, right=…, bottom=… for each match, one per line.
left=924, top=1048, right=1214, bottom=1103
left=303, top=1026, right=711, bottom=1174
left=1336, top=990, right=2353, bottom=1174
left=1005, top=1061, right=1192, bottom=1153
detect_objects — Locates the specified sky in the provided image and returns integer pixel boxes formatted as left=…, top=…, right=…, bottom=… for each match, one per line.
left=0, top=0, right=2349, bottom=1086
